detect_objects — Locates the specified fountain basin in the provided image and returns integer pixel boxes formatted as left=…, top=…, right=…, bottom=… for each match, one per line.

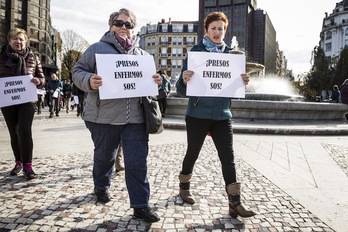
left=166, top=97, right=348, bottom=121
left=245, top=93, right=304, bottom=101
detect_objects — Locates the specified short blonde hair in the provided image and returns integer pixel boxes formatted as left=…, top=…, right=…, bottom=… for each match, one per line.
left=7, top=28, right=28, bottom=43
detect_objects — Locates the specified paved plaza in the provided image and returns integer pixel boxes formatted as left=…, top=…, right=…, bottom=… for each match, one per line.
left=0, top=109, right=348, bottom=232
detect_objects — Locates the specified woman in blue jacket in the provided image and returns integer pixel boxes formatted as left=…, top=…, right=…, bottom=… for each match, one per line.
left=176, top=11, right=256, bottom=218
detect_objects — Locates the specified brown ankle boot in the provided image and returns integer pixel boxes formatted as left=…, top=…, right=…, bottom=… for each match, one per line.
left=179, top=173, right=195, bottom=204
left=226, top=182, right=256, bottom=218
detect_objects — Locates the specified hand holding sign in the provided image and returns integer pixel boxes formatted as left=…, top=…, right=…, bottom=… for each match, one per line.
left=95, top=54, right=158, bottom=99
left=0, top=75, right=37, bottom=107
left=187, top=51, right=246, bottom=98
left=182, top=70, right=194, bottom=85
left=90, top=74, right=103, bottom=90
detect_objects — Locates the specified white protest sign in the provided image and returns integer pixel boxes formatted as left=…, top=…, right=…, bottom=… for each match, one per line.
left=96, top=54, right=157, bottom=99
left=187, top=51, right=246, bottom=98
left=0, top=75, right=37, bottom=108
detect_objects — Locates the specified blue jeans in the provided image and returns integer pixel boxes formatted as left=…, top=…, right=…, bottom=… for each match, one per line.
left=85, top=121, right=150, bottom=208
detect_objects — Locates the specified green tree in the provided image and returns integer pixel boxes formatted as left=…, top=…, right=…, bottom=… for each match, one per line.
left=305, top=46, right=334, bottom=96
left=334, top=46, right=348, bottom=86
left=61, top=50, right=82, bottom=80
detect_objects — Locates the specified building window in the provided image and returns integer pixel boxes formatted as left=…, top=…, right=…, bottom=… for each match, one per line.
left=172, top=48, right=177, bottom=56
left=188, top=24, right=194, bottom=32
left=325, top=43, right=331, bottom=51
left=219, top=0, right=231, bottom=5
left=41, top=20, right=47, bottom=30
left=162, top=24, right=168, bottom=32
left=187, top=36, right=194, bottom=45
left=147, top=37, right=151, bottom=46
left=172, top=37, right=177, bottom=45
left=14, top=12, right=22, bottom=21
left=15, top=0, right=23, bottom=12
left=171, top=59, right=177, bottom=68
left=160, top=36, right=167, bottom=44
left=161, top=59, right=167, bottom=68
left=42, top=9, right=47, bottom=19
left=345, top=28, right=348, bottom=36
left=161, top=47, right=167, bottom=56
left=32, top=5, right=40, bottom=15
left=173, top=24, right=183, bottom=32
left=40, top=0, right=47, bottom=7
left=345, top=39, right=348, bottom=47
left=30, top=17, right=39, bottom=28
left=30, top=41, right=39, bottom=51
left=204, top=0, right=217, bottom=7
left=148, top=24, right=157, bottom=33
left=326, top=31, right=332, bottom=40
left=178, top=37, right=183, bottom=45
left=177, top=59, right=183, bottom=68
left=177, top=48, right=183, bottom=56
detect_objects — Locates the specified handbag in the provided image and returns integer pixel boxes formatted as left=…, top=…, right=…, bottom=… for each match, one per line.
left=140, top=96, right=164, bottom=134
left=157, top=89, right=168, bottom=99
left=52, top=89, right=59, bottom=98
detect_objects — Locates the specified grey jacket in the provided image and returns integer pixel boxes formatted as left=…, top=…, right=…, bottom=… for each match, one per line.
left=72, top=31, right=148, bottom=125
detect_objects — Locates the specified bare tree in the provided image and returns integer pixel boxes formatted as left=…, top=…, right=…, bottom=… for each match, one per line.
left=61, top=30, right=89, bottom=55
left=60, top=30, right=89, bottom=80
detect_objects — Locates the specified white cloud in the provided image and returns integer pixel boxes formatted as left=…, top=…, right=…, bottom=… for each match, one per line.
left=50, top=0, right=337, bottom=76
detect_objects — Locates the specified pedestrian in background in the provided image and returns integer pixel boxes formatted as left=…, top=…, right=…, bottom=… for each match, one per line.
left=72, top=83, right=85, bottom=117
left=175, top=11, right=256, bottom=218
left=63, top=79, right=72, bottom=113
left=72, top=8, right=162, bottom=223
left=47, top=73, right=62, bottom=118
left=330, top=85, right=340, bottom=103
left=157, top=69, right=171, bottom=117
left=340, top=79, right=348, bottom=120
left=0, top=28, right=45, bottom=180
left=36, top=86, right=45, bottom=115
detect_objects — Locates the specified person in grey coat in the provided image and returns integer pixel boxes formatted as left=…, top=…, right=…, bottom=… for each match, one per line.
left=72, top=8, right=162, bottom=223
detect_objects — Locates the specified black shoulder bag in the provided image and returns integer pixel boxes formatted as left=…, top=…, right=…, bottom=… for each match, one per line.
left=140, top=96, right=164, bottom=134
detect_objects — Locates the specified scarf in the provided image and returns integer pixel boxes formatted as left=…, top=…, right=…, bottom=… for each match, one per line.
left=202, top=36, right=226, bottom=53
left=5, top=45, right=30, bottom=75
left=115, top=35, right=135, bottom=52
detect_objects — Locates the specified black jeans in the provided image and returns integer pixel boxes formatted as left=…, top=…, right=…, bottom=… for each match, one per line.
left=1, top=102, right=35, bottom=163
left=158, top=97, right=167, bottom=115
left=49, top=93, right=59, bottom=115
left=36, top=94, right=43, bottom=113
left=77, top=94, right=84, bottom=115
left=181, top=116, right=236, bottom=185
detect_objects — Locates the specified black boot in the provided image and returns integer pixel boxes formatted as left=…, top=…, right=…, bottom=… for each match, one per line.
left=133, top=207, right=160, bottom=223
left=94, top=187, right=111, bottom=203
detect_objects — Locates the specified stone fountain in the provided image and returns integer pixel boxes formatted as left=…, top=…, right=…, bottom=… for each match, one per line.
left=166, top=38, right=348, bottom=121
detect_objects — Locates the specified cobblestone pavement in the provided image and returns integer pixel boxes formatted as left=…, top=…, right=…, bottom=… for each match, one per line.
left=0, top=110, right=347, bottom=231
left=0, top=140, right=343, bottom=231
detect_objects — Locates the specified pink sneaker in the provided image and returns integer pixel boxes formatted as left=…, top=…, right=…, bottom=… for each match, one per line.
left=23, top=163, right=37, bottom=180
left=10, top=161, right=22, bottom=176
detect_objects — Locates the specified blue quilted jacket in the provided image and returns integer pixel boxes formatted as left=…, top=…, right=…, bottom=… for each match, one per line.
left=176, top=40, right=234, bottom=120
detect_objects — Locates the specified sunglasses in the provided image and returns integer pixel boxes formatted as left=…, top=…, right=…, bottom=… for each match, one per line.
left=113, top=20, right=134, bottom=29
